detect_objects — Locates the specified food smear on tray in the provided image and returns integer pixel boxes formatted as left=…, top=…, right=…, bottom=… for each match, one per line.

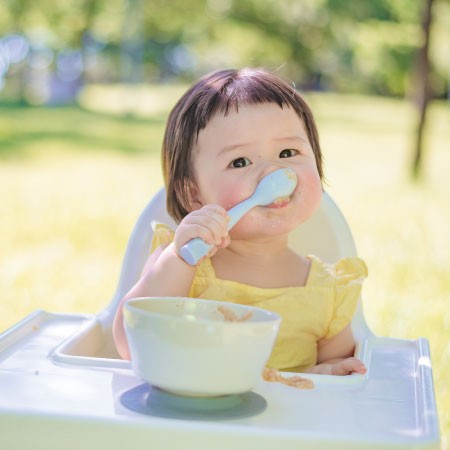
left=262, top=367, right=314, bottom=389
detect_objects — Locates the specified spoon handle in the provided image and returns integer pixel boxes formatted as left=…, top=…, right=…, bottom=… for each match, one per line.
left=179, top=238, right=213, bottom=266
left=226, top=198, right=255, bottom=229
left=179, top=198, right=256, bottom=265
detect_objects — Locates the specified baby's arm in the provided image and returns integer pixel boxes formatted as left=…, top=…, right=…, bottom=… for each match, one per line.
left=112, top=204, right=230, bottom=360
left=305, top=324, right=366, bottom=375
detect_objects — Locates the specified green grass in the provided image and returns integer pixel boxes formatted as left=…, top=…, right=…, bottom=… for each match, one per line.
left=1, top=88, right=449, bottom=447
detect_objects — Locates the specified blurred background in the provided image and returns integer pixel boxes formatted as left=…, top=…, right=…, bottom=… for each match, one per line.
left=0, top=0, right=449, bottom=446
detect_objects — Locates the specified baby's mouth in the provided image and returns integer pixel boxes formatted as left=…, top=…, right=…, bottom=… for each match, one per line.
left=267, top=195, right=291, bottom=209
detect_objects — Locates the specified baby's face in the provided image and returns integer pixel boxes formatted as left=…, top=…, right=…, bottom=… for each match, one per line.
left=192, top=102, right=323, bottom=240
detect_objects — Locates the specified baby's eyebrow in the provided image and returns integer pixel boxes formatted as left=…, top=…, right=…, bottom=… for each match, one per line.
left=274, top=135, right=309, bottom=144
left=218, top=142, right=253, bottom=155
left=218, top=135, right=310, bottom=156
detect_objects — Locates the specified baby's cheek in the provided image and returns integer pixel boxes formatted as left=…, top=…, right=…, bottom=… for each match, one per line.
left=218, top=182, right=252, bottom=210
left=301, top=170, right=322, bottom=202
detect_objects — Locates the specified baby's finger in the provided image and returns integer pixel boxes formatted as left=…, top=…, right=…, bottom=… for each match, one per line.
left=189, top=204, right=228, bottom=221
left=184, top=209, right=229, bottom=244
left=192, top=206, right=228, bottom=229
left=176, top=222, right=217, bottom=246
left=219, top=234, right=231, bottom=248
left=185, top=220, right=226, bottom=245
left=351, top=359, right=367, bottom=374
left=184, top=211, right=228, bottom=233
left=332, top=357, right=366, bottom=375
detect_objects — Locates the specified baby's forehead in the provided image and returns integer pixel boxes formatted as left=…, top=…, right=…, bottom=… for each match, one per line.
left=195, top=103, right=307, bottom=148
left=191, top=97, right=306, bottom=152
left=210, top=101, right=299, bottom=123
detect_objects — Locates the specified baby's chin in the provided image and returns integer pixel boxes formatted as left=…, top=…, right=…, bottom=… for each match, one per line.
left=230, top=215, right=299, bottom=241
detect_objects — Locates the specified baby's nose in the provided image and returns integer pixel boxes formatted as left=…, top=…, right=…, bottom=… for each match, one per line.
left=259, top=163, right=287, bottom=182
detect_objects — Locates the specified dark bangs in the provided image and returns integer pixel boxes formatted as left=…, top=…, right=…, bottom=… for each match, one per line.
left=192, top=68, right=302, bottom=136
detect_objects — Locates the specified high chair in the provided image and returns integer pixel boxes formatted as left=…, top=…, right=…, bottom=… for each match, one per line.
left=0, top=189, right=440, bottom=450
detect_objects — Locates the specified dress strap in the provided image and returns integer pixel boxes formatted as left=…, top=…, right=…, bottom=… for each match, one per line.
left=150, top=222, right=175, bottom=252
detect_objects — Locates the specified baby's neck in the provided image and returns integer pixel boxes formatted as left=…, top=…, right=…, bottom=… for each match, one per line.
left=225, top=237, right=288, bottom=259
left=211, top=241, right=310, bottom=288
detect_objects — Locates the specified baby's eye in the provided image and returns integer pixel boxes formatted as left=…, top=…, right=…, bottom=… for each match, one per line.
left=229, top=157, right=252, bottom=168
left=279, top=149, right=299, bottom=158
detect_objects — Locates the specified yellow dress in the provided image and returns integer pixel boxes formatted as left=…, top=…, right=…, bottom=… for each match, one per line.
left=151, top=223, right=368, bottom=372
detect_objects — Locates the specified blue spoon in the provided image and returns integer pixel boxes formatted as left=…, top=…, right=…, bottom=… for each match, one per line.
left=180, top=168, right=298, bottom=265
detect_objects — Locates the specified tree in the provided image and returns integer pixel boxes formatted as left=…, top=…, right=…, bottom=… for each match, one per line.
left=411, top=0, right=435, bottom=179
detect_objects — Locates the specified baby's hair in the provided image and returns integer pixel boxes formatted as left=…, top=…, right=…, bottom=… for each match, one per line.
left=162, top=67, right=323, bottom=223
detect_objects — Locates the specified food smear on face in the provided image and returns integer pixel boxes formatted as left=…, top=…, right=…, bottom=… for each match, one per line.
left=262, top=367, right=314, bottom=389
left=217, top=305, right=253, bottom=322
left=268, top=195, right=291, bottom=208
left=286, top=170, right=297, bottom=183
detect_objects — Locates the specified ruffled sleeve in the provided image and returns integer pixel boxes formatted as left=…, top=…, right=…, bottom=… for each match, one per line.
left=325, top=257, right=368, bottom=339
left=150, top=222, right=175, bottom=253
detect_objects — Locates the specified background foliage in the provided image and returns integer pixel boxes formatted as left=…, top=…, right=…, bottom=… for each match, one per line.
left=0, top=0, right=449, bottom=98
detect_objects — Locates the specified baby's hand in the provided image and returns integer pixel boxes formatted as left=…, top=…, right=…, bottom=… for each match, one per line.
left=328, top=357, right=366, bottom=376
left=307, top=357, right=366, bottom=376
left=174, top=204, right=230, bottom=262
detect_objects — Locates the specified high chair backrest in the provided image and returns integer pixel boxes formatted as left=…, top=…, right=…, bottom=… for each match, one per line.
left=104, top=189, right=372, bottom=340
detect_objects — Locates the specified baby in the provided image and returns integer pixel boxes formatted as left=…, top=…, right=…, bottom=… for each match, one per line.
left=113, top=67, right=367, bottom=376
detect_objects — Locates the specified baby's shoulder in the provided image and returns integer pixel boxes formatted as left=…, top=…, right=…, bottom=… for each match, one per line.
left=307, top=255, right=368, bottom=286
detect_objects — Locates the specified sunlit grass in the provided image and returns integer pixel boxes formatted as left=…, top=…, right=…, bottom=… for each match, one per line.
left=0, top=152, right=162, bottom=319
left=0, top=89, right=449, bottom=446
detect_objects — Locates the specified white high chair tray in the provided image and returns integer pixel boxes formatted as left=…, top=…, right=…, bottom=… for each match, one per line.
left=0, top=309, right=440, bottom=450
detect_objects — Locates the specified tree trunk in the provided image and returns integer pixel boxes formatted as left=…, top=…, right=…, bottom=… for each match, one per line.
left=412, top=0, right=434, bottom=180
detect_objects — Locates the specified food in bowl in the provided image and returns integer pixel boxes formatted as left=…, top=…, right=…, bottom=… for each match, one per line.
left=217, top=305, right=253, bottom=322
left=123, top=297, right=281, bottom=397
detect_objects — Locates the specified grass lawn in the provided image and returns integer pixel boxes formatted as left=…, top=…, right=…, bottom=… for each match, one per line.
left=1, top=87, right=449, bottom=446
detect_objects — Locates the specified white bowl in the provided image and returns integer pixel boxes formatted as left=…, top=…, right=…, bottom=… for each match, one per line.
left=123, top=297, right=281, bottom=397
